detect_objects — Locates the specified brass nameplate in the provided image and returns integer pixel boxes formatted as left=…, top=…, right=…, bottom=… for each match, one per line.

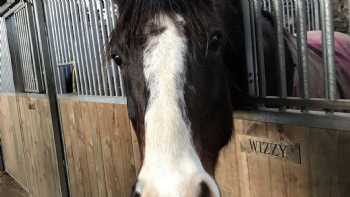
left=239, top=135, right=301, bottom=164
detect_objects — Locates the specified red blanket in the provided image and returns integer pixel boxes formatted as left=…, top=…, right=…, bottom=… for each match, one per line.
left=292, top=31, right=350, bottom=99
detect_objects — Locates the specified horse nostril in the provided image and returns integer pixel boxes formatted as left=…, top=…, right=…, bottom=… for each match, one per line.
left=131, top=183, right=141, bottom=197
left=131, top=190, right=141, bottom=197
left=198, top=181, right=211, bottom=197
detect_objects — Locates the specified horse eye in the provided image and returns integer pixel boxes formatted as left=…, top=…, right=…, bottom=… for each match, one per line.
left=112, top=54, right=123, bottom=66
left=209, top=32, right=223, bottom=51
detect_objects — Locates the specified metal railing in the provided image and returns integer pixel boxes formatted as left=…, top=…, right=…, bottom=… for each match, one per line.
left=0, top=17, right=16, bottom=92
left=262, top=0, right=321, bottom=34
left=43, top=0, right=124, bottom=97
left=1, top=2, right=45, bottom=93
left=243, top=0, right=347, bottom=112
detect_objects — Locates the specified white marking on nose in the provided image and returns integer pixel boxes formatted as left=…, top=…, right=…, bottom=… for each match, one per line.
left=137, top=14, right=220, bottom=197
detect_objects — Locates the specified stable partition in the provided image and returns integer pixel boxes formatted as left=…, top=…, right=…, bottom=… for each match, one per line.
left=216, top=112, right=350, bottom=197
left=58, top=96, right=138, bottom=197
left=2, top=93, right=350, bottom=197
left=0, top=94, right=62, bottom=197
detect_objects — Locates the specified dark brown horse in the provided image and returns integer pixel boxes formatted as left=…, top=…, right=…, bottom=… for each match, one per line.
left=108, top=0, right=286, bottom=196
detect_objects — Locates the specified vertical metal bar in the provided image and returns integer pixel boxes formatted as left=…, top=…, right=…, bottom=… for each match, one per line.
left=62, top=0, right=73, bottom=62
left=18, top=10, right=30, bottom=91
left=14, top=12, right=25, bottom=90
left=72, top=0, right=89, bottom=95
left=98, top=0, right=109, bottom=96
left=272, top=0, right=288, bottom=98
left=67, top=0, right=85, bottom=95
left=104, top=0, right=115, bottom=96
left=242, top=0, right=258, bottom=97
left=290, top=0, right=296, bottom=34
left=314, top=0, right=321, bottom=30
left=79, top=0, right=94, bottom=95
left=253, top=0, right=266, bottom=97
left=57, top=0, right=68, bottom=62
left=83, top=0, right=98, bottom=95
left=296, top=0, right=310, bottom=99
left=78, top=0, right=93, bottom=95
left=310, top=0, right=317, bottom=30
left=88, top=0, right=103, bottom=95
left=46, top=0, right=61, bottom=93
left=320, top=0, right=336, bottom=100
left=63, top=0, right=81, bottom=94
left=26, top=4, right=43, bottom=92
left=52, top=0, right=63, bottom=93
left=23, top=8, right=36, bottom=92
left=31, top=1, right=69, bottom=196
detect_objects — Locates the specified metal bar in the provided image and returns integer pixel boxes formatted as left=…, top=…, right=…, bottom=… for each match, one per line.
left=26, top=4, right=43, bottom=92
left=18, top=9, right=31, bottom=91
left=83, top=0, right=98, bottom=95
left=247, top=97, right=350, bottom=111
left=78, top=0, right=92, bottom=95
left=296, top=0, right=310, bottom=99
left=98, top=0, right=109, bottom=96
left=253, top=0, right=266, bottom=97
left=242, top=0, right=257, bottom=96
left=64, top=0, right=81, bottom=94
left=67, top=0, right=84, bottom=95
left=314, top=0, right=321, bottom=30
left=46, top=0, right=61, bottom=93
left=14, top=12, right=25, bottom=90
left=104, top=0, right=115, bottom=96
left=57, top=0, right=68, bottom=62
left=320, top=0, right=336, bottom=100
left=31, top=1, right=70, bottom=196
left=71, top=0, right=89, bottom=95
left=290, top=0, right=296, bottom=34
left=79, top=0, right=94, bottom=95
left=62, top=0, right=73, bottom=62
left=234, top=110, right=350, bottom=132
left=272, top=0, right=287, bottom=98
left=88, top=0, right=103, bottom=95
left=22, top=7, right=36, bottom=92
left=52, top=0, right=63, bottom=93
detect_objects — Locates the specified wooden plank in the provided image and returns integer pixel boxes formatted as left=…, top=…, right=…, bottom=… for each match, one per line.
left=13, top=95, right=62, bottom=197
left=335, top=131, right=350, bottom=197
left=266, top=123, right=287, bottom=197
left=0, top=96, right=27, bottom=189
left=59, top=99, right=79, bottom=197
left=215, top=119, right=241, bottom=197
left=243, top=120, right=272, bottom=197
left=99, top=104, right=136, bottom=197
left=235, top=119, right=251, bottom=197
left=308, top=128, right=338, bottom=197
left=59, top=99, right=137, bottom=197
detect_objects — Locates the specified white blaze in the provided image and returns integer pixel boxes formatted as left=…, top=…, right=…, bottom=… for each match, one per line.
left=137, top=14, right=220, bottom=197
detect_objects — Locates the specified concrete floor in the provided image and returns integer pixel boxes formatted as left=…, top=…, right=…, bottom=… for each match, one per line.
left=0, top=172, right=28, bottom=197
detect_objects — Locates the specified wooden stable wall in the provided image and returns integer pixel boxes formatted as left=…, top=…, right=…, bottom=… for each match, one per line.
left=0, top=94, right=62, bottom=197
left=58, top=97, right=138, bottom=197
left=2, top=93, right=350, bottom=197
left=215, top=116, right=350, bottom=197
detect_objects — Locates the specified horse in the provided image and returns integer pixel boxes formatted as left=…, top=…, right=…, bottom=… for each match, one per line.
left=108, top=0, right=283, bottom=196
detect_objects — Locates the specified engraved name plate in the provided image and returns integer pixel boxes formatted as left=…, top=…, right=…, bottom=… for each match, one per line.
left=239, top=135, right=301, bottom=164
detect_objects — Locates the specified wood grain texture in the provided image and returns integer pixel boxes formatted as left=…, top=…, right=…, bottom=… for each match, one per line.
left=216, top=118, right=350, bottom=197
left=0, top=95, right=62, bottom=197
left=59, top=98, right=137, bottom=197
left=0, top=95, right=27, bottom=189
